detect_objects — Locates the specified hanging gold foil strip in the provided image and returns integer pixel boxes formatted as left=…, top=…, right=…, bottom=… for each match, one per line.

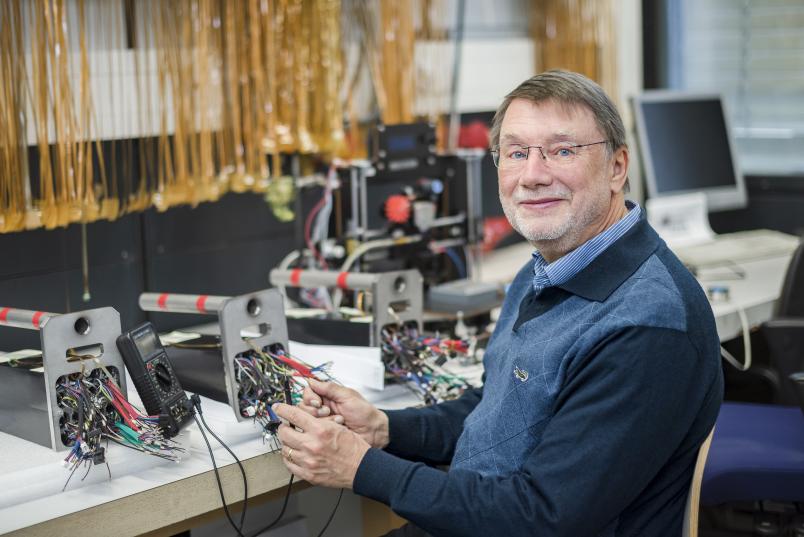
left=530, top=0, right=618, bottom=102
left=0, top=0, right=27, bottom=232
left=342, top=0, right=451, bottom=154
left=0, top=0, right=350, bottom=230
left=380, top=0, right=415, bottom=124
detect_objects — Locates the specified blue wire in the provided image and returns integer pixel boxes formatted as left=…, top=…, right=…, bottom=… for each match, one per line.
left=266, top=405, right=280, bottom=422
left=445, top=248, right=467, bottom=279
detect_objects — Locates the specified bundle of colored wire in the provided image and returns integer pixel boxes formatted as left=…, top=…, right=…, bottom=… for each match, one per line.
left=57, top=367, right=184, bottom=490
left=234, top=341, right=337, bottom=446
left=380, top=325, right=472, bottom=405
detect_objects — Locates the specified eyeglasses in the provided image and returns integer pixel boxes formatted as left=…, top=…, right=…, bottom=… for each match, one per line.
left=490, top=140, right=609, bottom=170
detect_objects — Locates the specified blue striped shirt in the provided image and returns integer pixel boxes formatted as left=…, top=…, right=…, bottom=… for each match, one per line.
left=533, top=201, right=641, bottom=294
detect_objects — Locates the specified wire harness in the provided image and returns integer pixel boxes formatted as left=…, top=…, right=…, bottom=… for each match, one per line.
left=56, top=364, right=183, bottom=490
left=235, top=340, right=337, bottom=448
left=381, top=324, right=472, bottom=404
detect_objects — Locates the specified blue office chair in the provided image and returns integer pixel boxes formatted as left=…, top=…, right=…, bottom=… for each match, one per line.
left=700, top=242, right=804, bottom=535
left=701, top=402, right=804, bottom=505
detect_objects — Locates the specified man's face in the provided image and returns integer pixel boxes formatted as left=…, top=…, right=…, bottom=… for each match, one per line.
left=497, top=98, right=625, bottom=254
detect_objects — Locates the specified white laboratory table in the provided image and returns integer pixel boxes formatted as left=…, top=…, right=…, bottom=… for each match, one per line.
left=477, top=240, right=794, bottom=342
left=696, top=254, right=792, bottom=341
left=0, top=392, right=297, bottom=537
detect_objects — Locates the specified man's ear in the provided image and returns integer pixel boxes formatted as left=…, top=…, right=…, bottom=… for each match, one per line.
left=610, top=146, right=629, bottom=194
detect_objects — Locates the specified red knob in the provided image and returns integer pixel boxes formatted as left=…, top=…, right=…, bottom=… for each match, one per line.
left=385, top=194, right=411, bottom=224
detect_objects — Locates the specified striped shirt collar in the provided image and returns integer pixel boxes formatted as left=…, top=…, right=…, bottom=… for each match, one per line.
left=532, top=201, right=642, bottom=294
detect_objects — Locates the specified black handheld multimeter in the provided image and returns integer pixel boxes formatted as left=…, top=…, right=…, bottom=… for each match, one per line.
left=116, top=322, right=193, bottom=438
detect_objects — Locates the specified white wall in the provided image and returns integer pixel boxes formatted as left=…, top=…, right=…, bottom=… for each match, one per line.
left=456, top=37, right=535, bottom=113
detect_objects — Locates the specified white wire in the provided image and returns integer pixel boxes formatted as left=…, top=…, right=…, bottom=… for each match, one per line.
left=720, top=304, right=752, bottom=371
left=275, top=250, right=301, bottom=306
left=312, top=167, right=336, bottom=245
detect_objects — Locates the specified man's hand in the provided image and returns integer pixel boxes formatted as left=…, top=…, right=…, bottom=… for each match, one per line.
left=273, top=403, right=370, bottom=489
left=298, top=379, right=390, bottom=449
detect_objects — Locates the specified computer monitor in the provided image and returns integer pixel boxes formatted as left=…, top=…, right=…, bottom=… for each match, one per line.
left=633, top=92, right=747, bottom=212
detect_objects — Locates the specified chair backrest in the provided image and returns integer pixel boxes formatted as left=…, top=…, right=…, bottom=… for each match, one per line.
left=683, top=427, right=715, bottom=537
left=763, top=319, right=804, bottom=405
left=776, top=241, right=804, bottom=318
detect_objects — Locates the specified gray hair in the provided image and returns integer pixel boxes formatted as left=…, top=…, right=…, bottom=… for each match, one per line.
left=490, top=69, right=627, bottom=165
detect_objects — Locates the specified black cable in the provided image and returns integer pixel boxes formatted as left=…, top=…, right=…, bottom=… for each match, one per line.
left=246, top=474, right=295, bottom=537
left=196, top=405, right=249, bottom=531
left=190, top=394, right=295, bottom=537
left=194, top=414, right=246, bottom=537
left=191, top=395, right=249, bottom=532
left=316, top=488, right=344, bottom=537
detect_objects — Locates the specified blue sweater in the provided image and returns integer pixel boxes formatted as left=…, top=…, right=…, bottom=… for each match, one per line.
left=354, top=214, right=724, bottom=537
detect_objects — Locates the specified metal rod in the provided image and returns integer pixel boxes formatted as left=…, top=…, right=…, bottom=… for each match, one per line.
left=139, top=293, right=230, bottom=314
left=270, top=269, right=380, bottom=291
left=359, top=166, right=368, bottom=243
left=0, top=307, right=58, bottom=330
left=457, top=149, right=484, bottom=280
left=349, top=166, right=359, bottom=237
left=81, top=222, right=91, bottom=302
left=447, top=0, right=467, bottom=152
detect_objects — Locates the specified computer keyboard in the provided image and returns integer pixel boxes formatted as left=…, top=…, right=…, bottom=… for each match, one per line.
left=672, top=229, right=800, bottom=269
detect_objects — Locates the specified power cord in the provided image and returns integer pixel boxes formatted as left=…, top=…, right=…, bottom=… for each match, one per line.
left=316, top=489, right=344, bottom=537
left=244, top=478, right=341, bottom=537
left=245, top=474, right=295, bottom=537
left=720, top=305, right=753, bottom=371
left=191, top=395, right=248, bottom=536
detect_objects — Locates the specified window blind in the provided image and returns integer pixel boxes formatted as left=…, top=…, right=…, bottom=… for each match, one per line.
left=671, top=0, right=804, bottom=175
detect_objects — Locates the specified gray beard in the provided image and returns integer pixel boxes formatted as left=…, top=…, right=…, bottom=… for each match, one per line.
left=500, top=195, right=607, bottom=255
left=501, top=197, right=576, bottom=243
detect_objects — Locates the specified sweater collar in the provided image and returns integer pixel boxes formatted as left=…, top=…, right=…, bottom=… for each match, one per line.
left=556, top=210, right=662, bottom=302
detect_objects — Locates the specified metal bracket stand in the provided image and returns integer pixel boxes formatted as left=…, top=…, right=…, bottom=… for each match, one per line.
left=0, top=307, right=126, bottom=451
left=139, top=289, right=288, bottom=422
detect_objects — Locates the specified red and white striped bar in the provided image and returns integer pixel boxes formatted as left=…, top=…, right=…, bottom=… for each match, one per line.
left=0, top=307, right=57, bottom=330
left=139, top=293, right=229, bottom=315
left=269, top=269, right=379, bottom=291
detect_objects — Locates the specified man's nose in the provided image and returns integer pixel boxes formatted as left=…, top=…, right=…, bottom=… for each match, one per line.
left=519, top=149, right=553, bottom=187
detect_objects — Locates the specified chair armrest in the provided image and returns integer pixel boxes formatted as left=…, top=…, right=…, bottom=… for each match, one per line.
left=761, top=319, right=804, bottom=405
left=790, top=372, right=804, bottom=415
left=763, top=317, right=804, bottom=329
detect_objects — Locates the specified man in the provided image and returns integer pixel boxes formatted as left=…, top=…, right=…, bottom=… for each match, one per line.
left=273, top=70, right=723, bottom=536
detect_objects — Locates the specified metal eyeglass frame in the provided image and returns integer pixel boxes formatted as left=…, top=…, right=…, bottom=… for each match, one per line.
left=490, top=140, right=609, bottom=168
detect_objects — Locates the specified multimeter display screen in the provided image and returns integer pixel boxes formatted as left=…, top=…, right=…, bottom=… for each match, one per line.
left=133, top=328, right=160, bottom=359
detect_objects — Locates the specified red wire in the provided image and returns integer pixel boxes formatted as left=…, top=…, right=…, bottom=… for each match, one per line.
left=104, top=380, right=142, bottom=430
left=108, top=395, right=139, bottom=431
left=272, top=353, right=314, bottom=377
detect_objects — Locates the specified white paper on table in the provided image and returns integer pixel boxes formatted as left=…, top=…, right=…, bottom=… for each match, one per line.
left=646, top=192, right=715, bottom=248
left=159, top=330, right=203, bottom=345
left=0, top=349, right=41, bottom=363
left=288, top=340, right=385, bottom=391
left=0, top=348, right=44, bottom=372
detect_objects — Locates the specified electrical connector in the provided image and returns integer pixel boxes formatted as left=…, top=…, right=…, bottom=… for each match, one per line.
left=92, top=447, right=106, bottom=465
left=283, top=378, right=293, bottom=405
left=190, top=394, right=202, bottom=415
left=265, top=405, right=282, bottom=435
